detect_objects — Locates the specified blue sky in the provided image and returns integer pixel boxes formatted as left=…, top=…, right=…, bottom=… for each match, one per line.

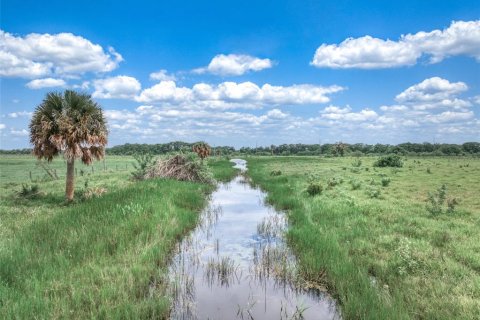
left=1, top=0, right=479, bottom=149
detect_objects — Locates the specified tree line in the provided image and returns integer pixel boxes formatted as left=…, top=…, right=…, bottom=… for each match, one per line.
left=1, top=142, right=479, bottom=156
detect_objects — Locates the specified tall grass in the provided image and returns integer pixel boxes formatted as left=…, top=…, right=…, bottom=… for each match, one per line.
left=0, top=158, right=236, bottom=319
left=247, top=156, right=480, bottom=319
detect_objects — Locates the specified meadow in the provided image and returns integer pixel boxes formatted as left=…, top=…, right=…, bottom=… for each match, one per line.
left=247, top=155, right=480, bottom=319
left=0, top=155, right=236, bottom=319
left=1, top=154, right=479, bottom=319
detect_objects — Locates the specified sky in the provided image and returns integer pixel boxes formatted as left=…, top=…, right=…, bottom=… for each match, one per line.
left=0, top=0, right=479, bottom=149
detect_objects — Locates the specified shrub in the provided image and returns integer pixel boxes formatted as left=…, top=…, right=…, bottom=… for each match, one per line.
left=373, top=155, right=403, bottom=168
left=381, top=177, right=391, bottom=187
left=426, top=184, right=459, bottom=215
left=366, top=186, right=381, bottom=198
left=270, top=170, right=282, bottom=176
left=131, top=152, right=156, bottom=180
left=307, top=183, right=323, bottom=196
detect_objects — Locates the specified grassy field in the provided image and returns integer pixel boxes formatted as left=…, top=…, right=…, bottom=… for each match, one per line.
left=0, top=155, right=236, bottom=319
left=246, top=155, right=480, bottom=319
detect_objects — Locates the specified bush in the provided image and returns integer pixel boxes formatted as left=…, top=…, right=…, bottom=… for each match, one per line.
left=373, top=155, right=403, bottom=168
left=17, top=184, right=41, bottom=199
left=366, top=186, right=381, bottom=198
left=381, top=177, right=391, bottom=187
left=270, top=170, right=282, bottom=176
left=426, top=184, right=459, bottom=215
left=131, top=152, right=156, bottom=180
left=307, top=183, right=323, bottom=196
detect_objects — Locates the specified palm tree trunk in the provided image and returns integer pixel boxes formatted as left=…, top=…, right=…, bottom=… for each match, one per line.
left=66, top=159, right=75, bottom=201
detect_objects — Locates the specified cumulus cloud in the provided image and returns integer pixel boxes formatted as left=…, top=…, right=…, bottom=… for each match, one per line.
left=395, top=77, right=468, bottom=102
left=0, top=123, right=5, bottom=130
left=312, top=20, right=480, bottom=68
left=149, top=69, right=176, bottom=81
left=92, top=76, right=141, bottom=99
left=7, top=111, right=32, bottom=118
left=135, top=80, right=344, bottom=108
left=26, top=77, right=66, bottom=89
left=194, top=54, right=273, bottom=76
left=0, top=30, right=123, bottom=78
left=320, top=105, right=378, bottom=121
left=80, top=77, right=479, bottom=146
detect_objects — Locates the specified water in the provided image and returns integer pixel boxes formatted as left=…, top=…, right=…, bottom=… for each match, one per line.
left=168, top=159, right=339, bottom=319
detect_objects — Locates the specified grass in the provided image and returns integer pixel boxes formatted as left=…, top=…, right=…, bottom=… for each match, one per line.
left=246, top=155, right=480, bottom=320
left=0, top=155, right=236, bottom=319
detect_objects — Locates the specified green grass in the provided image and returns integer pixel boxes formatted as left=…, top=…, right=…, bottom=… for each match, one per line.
left=246, top=156, right=480, bottom=320
left=0, top=155, right=236, bottom=319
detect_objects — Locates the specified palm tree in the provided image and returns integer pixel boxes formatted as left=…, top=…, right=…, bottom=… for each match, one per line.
left=29, top=90, right=108, bottom=201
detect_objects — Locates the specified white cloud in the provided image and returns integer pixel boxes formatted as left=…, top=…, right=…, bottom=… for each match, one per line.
left=0, top=123, right=5, bottom=130
left=320, top=106, right=378, bottom=122
left=395, top=77, right=468, bottom=103
left=194, top=54, right=273, bottom=76
left=0, top=30, right=123, bottom=78
left=10, top=128, right=28, bottom=136
left=92, top=76, right=141, bottom=99
left=135, top=80, right=344, bottom=108
left=136, top=80, right=192, bottom=103
left=26, top=77, right=66, bottom=89
left=149, top=69, right=176, bottom=81
left=7, top=111, right=32, bottom=118
left=72, top=81, right=90, bottom=90
left=312, top=20, right=480, bottom=69
left=426, top=110, right=474, bottom=123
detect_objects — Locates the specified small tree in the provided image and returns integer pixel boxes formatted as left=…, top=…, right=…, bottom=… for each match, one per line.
left=333, top=141, right=348, bottom=157
left=192, top=142, right=211, bottom=163
left=29, top=90, right=108, bottom=201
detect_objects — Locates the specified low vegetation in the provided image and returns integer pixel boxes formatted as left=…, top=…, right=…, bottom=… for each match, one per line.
left=0, top=154, right=236, bottom=319
left=247, top=156, right=479, bottom=319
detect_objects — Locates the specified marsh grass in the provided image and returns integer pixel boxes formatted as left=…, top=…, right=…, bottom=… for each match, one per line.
left=0, top=155, right=236, bottom=319
left=247, top=156, right=480, bottom=319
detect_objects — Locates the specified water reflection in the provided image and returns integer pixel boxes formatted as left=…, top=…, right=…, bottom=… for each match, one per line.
left=168, top=159, right=339, bottom=319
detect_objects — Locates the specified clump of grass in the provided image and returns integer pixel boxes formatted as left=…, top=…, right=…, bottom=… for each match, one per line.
left=381, top=177, right=391, bottom=187
left=352, top=158, right=362, bottom=167
left=373, top=155, right=403, bottom=168
left=426, top=184, right=459, bottom=215
left=327, top=177, right=343, bottom=188
left=427, top=167, right=432, bottom=174
left=81, top=187, right=107, bottom=200
left=350, top=179, right=362, bottom=190
left=366, top=186, right=381, bottom=198
left=145, top=154, right=214, bottom=184
left=350, top=167, right=361, bottom=174
left=306, top=183, right=323, bottom=196
left=17, top=184, right=41, bottom=199
left=270, top=170, right=282, bottom=176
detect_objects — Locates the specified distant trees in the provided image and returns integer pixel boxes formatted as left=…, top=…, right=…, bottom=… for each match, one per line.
left=2, top=141, right=480, bottom=157
left=192, top=142, right=211, bottom=163
left=29, top=90, right=108, bottom=201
